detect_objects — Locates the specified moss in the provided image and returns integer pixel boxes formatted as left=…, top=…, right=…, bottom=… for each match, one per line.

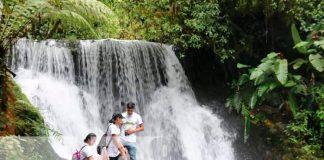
left=0, top=74, right=48, bottom=136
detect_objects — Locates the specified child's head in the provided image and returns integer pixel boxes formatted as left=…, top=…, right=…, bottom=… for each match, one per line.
left=84, top=133, right=97, bottom=145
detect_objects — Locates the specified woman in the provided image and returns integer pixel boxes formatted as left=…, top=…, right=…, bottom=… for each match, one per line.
left=107, top=113, right=128, bottom=160
left=80, top=133, right=97, bottom=160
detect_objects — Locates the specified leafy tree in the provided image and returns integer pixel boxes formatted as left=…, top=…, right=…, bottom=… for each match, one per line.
left=103, top=0, right=232, bottom=59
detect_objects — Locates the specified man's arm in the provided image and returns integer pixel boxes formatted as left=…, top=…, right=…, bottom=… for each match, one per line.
left=136, top=123, right=144, bottom=132
left=126, top=123, right=144, bottom=134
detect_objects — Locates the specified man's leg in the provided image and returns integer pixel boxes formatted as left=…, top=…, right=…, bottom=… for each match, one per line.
left=124, top=142, right=136, bottom=160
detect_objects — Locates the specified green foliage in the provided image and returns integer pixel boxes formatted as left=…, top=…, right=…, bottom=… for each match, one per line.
left=291, top=24, right=309, bottom=54
left=227, top=22, right=324, bottom=158
left=0, top=0, right=119, bottom=50
left=104, top=0, right=232, bottom=60
left=48, top=0, right=119, bottom=39
left=287, top=0, right=324, bottom=32
left=226, top=52, right=297, bottom=141
left=291, top=23, right=324, bottom=73
left=285, top=91, right=324, bottom=159
left=309, top=54, right=324, bottom=72
left=0, top=0, right=43, bottom=49
left=0, top=0, right=323, bottom=157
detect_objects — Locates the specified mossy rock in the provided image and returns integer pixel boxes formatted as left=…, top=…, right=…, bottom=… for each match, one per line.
left=14, top=100, right=48, bottom=136
left=0, top=75, right=48, bottom=136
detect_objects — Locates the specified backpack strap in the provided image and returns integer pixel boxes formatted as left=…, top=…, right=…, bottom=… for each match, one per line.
left=105, top=123, right=112, bottom=134
left=104, top=124, right=114, bottom=148
left=80, top=145, right=87, bottom=151
left=106, top=135, right=113, bottom=148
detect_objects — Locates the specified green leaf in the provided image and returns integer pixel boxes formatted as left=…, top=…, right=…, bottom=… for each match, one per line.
left=269, top=82, right=279, bottom=91
left=291, top=24, right=308, bottom=54
left=291, top=84, right=307, bottom=95
left=290, top=58, right=306, bottom=70
left=314, top=39, right=324, bottom=50
left=293, top=75, right=302, bottom=81
left=309, top=54, right=324, bottom=72
left=260, top=52, right=277, bottom=62
left=250, top=60, right=274, bottom=81
left=274, top=59, right=288, bottom=84
left=238, top=74, right=250, bottom=85
left=258, top=60, right=274, bottom=71
left=306, top=49, right=317, bottom=54
left=254, top=73, right=267, bottom=85
left=244, top=115, right=251, bottom=143
left=250, top=68, right=263, bottom=80
left=288, top=93, right=298, bottom=118
left=237, top=63, right=250, bottom=69
left=284, top=80, right=297, bottom=87
left=233, top=93, right=243, bottom=113
left=257, top=83, right=270, bottom=97
left=249, top=91, right=258, bottom=109
left=293, top=41, right=310, bottom=53
left=267, top=52, right=278, bottom=59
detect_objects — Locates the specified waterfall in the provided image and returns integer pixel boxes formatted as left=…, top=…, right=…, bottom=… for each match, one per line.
left=10, top=38, right=235, bottom=160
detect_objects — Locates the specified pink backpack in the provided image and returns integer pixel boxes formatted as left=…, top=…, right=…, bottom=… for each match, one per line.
left=72, top=145, right=86, bottom=160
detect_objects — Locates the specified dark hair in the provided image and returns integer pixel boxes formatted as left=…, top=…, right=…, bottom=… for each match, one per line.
left=126, top=102, right=135, bottom=109
left=109, top=113, right=124, bottom=123
left=84, top=133, right=96, bottom=143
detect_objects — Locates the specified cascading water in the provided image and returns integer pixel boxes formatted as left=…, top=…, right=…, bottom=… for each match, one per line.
left=10, top=38, right=235, bottom=160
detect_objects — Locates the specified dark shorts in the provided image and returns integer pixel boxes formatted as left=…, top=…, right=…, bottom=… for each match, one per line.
left=109, top=155, right=120, bottom=160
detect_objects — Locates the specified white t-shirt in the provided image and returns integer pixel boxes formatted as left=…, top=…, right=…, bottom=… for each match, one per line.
left=121, top=112, right=143, bottom=143
left=80, top=145, right=93, bottom=160
left=107, top=123, right=121, bottom=157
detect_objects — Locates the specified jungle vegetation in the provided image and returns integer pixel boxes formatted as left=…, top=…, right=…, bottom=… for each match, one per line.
left=0, top=0, right=323, bottom=159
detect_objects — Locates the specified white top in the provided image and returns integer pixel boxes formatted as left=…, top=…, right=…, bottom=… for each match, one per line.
left=121, top=112, right=143, bottom=143
left=107, top=123, right=121, bottom=157
left=80, top=145, right=93, bottom=160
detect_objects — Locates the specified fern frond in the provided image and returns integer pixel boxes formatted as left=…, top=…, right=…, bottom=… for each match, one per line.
left=58, top=0, right=119, bottom=37
left=42, top=9, right=99, bottom=38
left=0, top=0, right=46, bottom=48
left=0, top=1, right=3, bottom=22
left=1, top=0, right=120, bottom=48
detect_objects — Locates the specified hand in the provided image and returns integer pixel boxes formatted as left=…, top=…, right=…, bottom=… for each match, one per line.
left=126, top=128, right=136, bottom=135
left=120, top=147, right=127, bottom=160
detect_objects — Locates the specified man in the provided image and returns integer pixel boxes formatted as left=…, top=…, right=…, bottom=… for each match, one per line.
left=107, top=113, right=128, bottom=160
left=121, top=102, right=144, bottom=160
